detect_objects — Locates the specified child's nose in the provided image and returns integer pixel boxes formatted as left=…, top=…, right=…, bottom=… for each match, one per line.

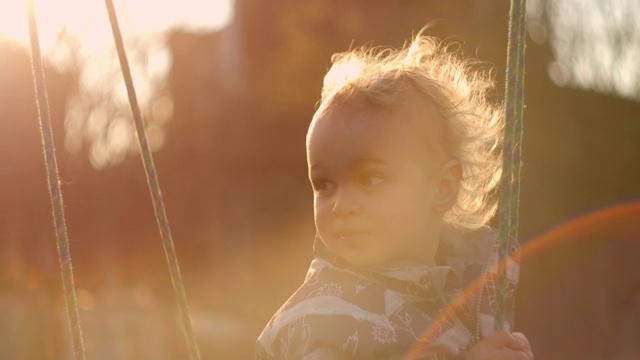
left=331, top=189, right=360, bottom=217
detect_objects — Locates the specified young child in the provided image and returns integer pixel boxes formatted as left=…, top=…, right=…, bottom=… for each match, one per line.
left=257, top=32, right=532, bottom=359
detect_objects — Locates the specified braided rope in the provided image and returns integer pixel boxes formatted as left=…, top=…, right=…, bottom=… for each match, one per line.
left=104, top=1, right=201, bottom=358
left=105, top=0, right=200, bottom=360
left=495, top=0, right=527, bottom=331
left=26, top=1, right=86, bottom=359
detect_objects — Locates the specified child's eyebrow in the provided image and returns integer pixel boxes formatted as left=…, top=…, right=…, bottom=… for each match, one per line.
left=350, top=158, right=389, bottom=167
left=308, top=158, right=389, bottom=173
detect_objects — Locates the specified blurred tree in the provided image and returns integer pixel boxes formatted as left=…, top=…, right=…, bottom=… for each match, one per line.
left=528, top=0, right=640, bottom=100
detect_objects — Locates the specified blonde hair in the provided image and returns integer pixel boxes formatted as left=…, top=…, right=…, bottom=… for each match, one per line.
left=315, top=32, right=504, bottom=231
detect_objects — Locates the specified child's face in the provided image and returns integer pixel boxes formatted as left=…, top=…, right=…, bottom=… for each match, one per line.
left=307, top=98, right=449, bottom=267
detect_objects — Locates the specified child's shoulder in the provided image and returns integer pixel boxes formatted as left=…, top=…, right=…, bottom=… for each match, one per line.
left=438, top=225, right=520, bottom=300
left=264, top=257, right=391, bottom=326
left=438, top=225, right=521, bottom=335
left=257, top=252, right=483, bottom=358
left=256, top=258, right=394, bottom=358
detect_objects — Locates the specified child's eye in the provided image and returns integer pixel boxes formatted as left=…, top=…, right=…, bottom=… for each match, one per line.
left=311, top=178, right=335, bottom=192
left=360, top=173, right=384, bottom=187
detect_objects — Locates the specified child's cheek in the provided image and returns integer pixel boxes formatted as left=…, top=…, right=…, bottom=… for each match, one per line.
left=313, top=200, right=331, bottom=231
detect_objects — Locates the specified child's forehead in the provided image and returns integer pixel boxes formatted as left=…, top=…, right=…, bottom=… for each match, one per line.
left=307, top=94, right=447, bottom=164
left=314, top=98, right=436, bottom=145
left=310, top=91, right=441, bottom=142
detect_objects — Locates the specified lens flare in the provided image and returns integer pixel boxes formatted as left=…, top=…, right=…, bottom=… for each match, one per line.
left=404, top=200, right=640, bottom=358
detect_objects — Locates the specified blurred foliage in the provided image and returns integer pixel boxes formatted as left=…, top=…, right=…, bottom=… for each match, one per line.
left=529, top=0, right=640, bottom=99
left=0, top=0, right=639, bottom=359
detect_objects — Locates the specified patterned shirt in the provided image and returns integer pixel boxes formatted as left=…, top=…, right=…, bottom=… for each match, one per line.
left=257, top=226, right=520, bottom=359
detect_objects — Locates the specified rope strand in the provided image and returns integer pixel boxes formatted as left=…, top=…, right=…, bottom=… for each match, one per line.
left=511, top=3, right=527, bottom=244
left=26, top=1, right=86, bottom=358
left=104, top=1, right=201, bottom=358
left=495, top=0, right=527, bottom=331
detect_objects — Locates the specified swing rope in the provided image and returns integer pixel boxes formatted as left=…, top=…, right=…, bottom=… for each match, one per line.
left=495, top=0, right=527, bottom=331
left=104, top=1, right=201, bottom=359
left=26, top=1, right=86, bottom=359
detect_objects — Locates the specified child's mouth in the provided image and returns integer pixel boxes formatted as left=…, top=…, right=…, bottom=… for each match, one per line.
left=336, top=230, right=367, bottom=241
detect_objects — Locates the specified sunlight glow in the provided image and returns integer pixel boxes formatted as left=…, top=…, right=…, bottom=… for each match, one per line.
left=1, top=0, right=234, bottom=169
left=1, top=0, right=232, bottom=53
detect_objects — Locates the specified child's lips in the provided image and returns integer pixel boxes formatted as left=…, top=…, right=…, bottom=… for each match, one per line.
left=335, top=229, right=368, bottom=241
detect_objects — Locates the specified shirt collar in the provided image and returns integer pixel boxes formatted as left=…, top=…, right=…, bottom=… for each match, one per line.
left=312, top=235, right=461, bottom=303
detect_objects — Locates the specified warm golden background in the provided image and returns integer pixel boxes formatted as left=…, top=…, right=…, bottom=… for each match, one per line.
left=1, top=0, right=639, bottom=359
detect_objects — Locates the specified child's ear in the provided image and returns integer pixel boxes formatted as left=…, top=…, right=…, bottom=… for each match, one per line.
left=433, top=159, right=462, bottom=213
